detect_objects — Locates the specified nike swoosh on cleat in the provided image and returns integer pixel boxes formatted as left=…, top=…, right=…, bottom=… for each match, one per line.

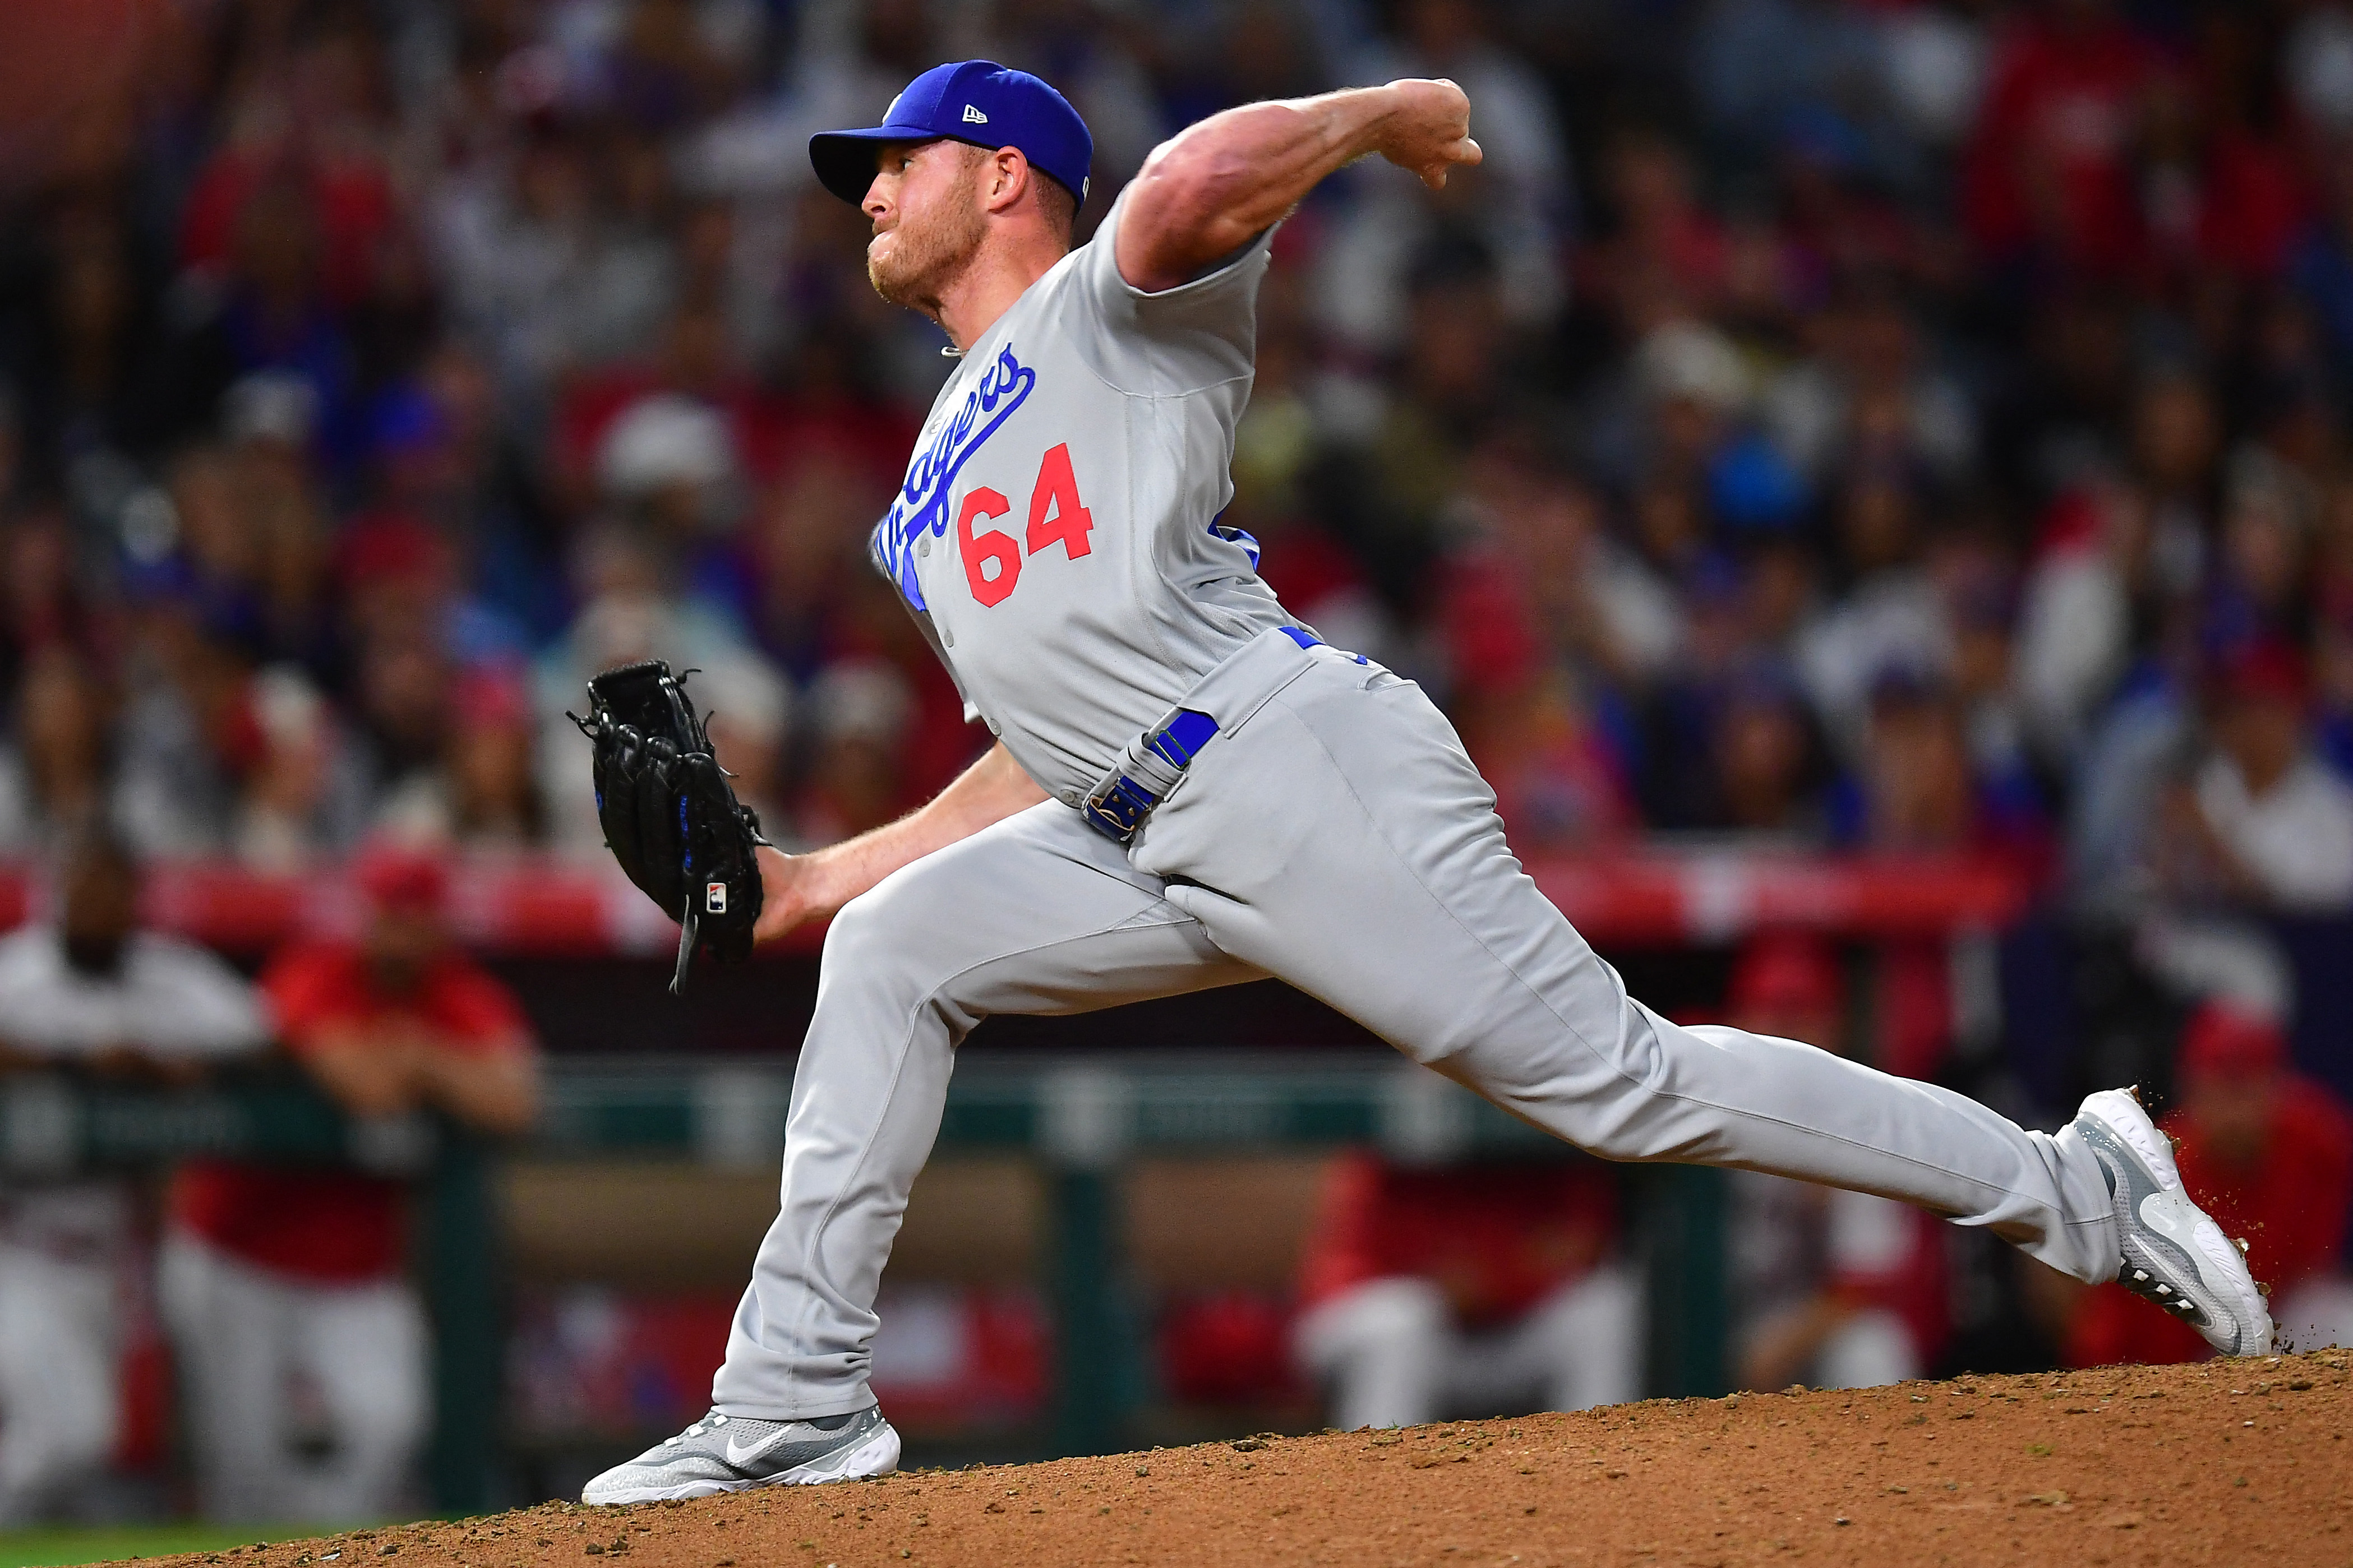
left=724, top=1434, right=777, bottom=1467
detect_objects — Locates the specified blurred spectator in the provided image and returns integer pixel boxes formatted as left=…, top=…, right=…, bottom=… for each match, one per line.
left=1834, top=668, right=1973, bottom=849
left=1325, top=240, right=1535, bottom=601
left=353, top=626, right=456, bottom=840
left=1761, top=286, right=1977, bottom=492
left=2067, top=1001, right=2353, bottom=1365
left=367, top=658, right=546, bottom=851
left=2287, top=4, right=2353, bottom=140
left=1459, top=667, right=1636, bottom=857
left=1877, top=2, right=1990, bottom=156
left=1325, top=0, right=1569, bottom=350
left=792, top=656, right=915, bottom=848
left=149, top=426, right=333, bottom=676
left=1832, top=664, right=2046, bottom=864
left=433, top=114, right=662, bottom=420
left=1622, top=318, right=1752, bottom=497
left=145, top=173, right=365, bottom=466
left=2155, top=640, right=2353, bottom=914
left=14, top=204, right=160, bottom=480
left=1726, top=932, right=1945, bottom=1391
left=534, top=524, right=763, bottom=853
left=112, top=610, right=370, bottom=869
left=2015, top=483, right=2143, bottom=771
left=162, top=847, right=538, bottom=1523
left=1292, top=1150, right=1639, bottom=1430
left=1443, top=445, right=1682, bottom=694
left=1655, top=660, right=1829, bottom=838
left=1, top=502, right=109, bottom=695
left=693, top=654, right=792, bottom=839
left=2206, top=448, right=2315, bottom=655
left=1794, top=467, right=1950, bottom=759
left=0, top=647, right=112, bottom=854
left=1690, top=0, right=1908, bottom=190
left=444, top=666, right=545, bottom=848
left=1961, top=0, right=2160, bottom=283
left=1580, top=132, right=1728, bottom=331
left=0, top=829, right=264, bottom=1523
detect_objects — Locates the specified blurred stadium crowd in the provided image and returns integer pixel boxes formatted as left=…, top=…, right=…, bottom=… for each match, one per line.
left=5, top=0, right=2353, bottom=1530
left=8, top=0, right=2353, bottom=903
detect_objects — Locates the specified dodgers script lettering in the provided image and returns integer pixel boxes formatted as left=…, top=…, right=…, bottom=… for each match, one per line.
left=870, top=345, right=1037, bottom=611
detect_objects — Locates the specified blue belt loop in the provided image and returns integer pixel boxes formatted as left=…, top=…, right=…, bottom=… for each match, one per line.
left=1145, top=707, right=1219, bottom=768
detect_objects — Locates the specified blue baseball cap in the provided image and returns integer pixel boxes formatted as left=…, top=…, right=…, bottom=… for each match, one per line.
left=809, top=60, right=1092, bottom=210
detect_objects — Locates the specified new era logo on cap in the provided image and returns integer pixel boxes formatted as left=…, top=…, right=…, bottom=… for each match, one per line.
left=962, top=103, right=988, bottom=124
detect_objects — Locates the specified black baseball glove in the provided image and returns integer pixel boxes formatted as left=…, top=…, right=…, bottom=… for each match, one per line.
left=570, top=660, right=768, bottom=992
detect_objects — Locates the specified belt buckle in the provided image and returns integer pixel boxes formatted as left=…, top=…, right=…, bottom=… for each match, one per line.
left=1081, top=775, right=1157, bottom=843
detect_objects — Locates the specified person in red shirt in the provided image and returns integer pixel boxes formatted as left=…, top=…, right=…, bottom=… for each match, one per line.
left=160, top=848, right=538, bottom=1523
left=1960, top=0, right=2161, bottom=281
left=2066, top=1001, right=2353, bottom=1367
left=1290, top=1141, right=1636, bottom=1430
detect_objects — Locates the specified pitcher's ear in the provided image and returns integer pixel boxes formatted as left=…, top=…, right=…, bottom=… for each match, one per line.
left=986, top=146, right=1030, bottom=214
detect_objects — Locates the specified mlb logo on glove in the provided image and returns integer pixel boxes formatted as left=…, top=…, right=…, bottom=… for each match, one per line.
left=707, top=881, right=728, bottom=914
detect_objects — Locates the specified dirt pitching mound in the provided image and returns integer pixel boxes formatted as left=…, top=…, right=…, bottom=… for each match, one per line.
left=125, top=1352, right=2350, bottom=1568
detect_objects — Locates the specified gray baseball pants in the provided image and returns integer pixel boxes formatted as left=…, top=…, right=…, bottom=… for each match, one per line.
left=713, top=630, right=2118, bottom=1418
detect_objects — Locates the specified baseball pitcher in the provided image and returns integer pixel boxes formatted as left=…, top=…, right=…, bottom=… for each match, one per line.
left=579, top=62, right=2269, bottom=1502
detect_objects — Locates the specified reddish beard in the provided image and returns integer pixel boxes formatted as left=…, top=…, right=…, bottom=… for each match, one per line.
left=868, top=174, right=989, bottom=313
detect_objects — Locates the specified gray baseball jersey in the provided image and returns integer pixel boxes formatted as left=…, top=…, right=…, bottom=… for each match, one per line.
left=868, top=186, right=1289, bottom=800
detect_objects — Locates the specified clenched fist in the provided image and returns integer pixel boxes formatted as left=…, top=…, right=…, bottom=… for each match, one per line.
left=1376, top=78, right=1482, bottom=190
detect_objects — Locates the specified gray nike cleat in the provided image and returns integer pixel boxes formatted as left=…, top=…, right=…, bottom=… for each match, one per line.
left=2074, top=1087, right=2273, bottom=1357
left=580, top=1404, right=899, bottom=1504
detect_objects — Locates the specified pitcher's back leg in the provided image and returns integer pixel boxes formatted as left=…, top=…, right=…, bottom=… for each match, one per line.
left=714, top=799, right=1258, bottom=1419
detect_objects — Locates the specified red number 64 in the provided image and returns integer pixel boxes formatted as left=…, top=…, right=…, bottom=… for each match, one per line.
left=954, top=444, right=1095, bottom=609
left=957, top=487, right=1019, bottom=607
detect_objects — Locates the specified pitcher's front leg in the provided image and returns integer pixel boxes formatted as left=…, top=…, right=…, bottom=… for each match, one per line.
left=713, top=802, right=1255, bottom=1420
left=1139, top=665, right=2119, bottom=1284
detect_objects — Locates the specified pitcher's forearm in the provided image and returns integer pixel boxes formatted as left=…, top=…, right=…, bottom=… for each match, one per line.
left=780, top=743, right=1048, bottom=921
left=1116, top=81, right=1478, bottom=292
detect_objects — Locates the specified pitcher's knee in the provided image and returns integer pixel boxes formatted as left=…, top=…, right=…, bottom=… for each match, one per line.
left=820, top=887, right=950, bottom=1008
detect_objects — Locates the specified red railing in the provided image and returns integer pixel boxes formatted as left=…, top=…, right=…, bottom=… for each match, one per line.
left=0, top=848, right=2036, bottom=957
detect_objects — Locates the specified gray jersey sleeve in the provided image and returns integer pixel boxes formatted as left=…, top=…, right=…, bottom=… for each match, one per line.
left=1061, top=186, right=1276, bottom=398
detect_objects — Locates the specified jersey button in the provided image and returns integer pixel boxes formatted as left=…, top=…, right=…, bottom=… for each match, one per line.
left=942, top=626, right=954, bottom=646
left=1060, top=790, right=1081, bottom=807
left=917, top=536, right=931, bottom=557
